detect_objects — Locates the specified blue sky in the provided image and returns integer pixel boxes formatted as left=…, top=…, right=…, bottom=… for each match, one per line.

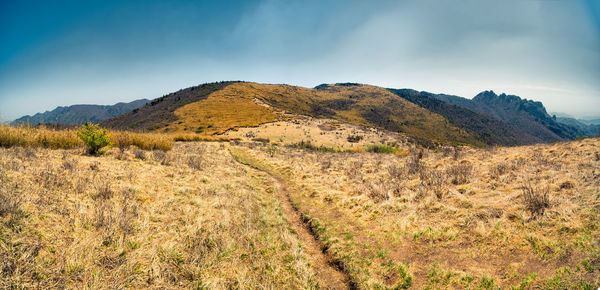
left=1, top=0, right=599, bottom=121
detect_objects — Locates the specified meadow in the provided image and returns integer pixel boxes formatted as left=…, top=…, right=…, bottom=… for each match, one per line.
left=0, top=123, right=598, bottom=288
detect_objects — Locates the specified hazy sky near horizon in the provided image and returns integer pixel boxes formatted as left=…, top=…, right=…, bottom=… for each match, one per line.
left=1, top=0, right=599, bottom=121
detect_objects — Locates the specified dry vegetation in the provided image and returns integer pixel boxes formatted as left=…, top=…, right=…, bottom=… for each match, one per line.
left=148, top=82, right=484, bottom=146
left=231, top=137, right=600, bottom=288
left=0, top=124, right=174, bottom=151
left=169, top=86, right=286, bottom=134
left=0, top=143, right=318, bottom=288
left=1, top=122, right=599, bottom=289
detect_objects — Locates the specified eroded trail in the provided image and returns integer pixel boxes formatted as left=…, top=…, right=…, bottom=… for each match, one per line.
left=229, top=149, right=353, bottom=289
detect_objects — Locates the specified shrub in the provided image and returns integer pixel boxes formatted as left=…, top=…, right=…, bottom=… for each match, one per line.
left=77, top=123, right=111, bottom=155
left=420, top=168, right=446, bottom=199
left=347, top=135, right=363, bottom=143
left=290, top=141, right=335, bottom=152
left=365, top=144, right=397, bottom=154
left=405, top=152, right=424, bottom=176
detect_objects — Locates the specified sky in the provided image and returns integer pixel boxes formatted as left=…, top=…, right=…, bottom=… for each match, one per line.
left=1, top=0, right=599, bottom=121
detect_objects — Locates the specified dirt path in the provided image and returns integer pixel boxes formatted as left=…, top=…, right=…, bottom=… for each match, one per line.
left=230, top=150, right=354, bottom=289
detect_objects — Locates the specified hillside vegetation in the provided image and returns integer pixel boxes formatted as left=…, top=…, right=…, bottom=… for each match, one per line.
left=0, top=124, right=173, bottom=151
left=389, top=89, right=537, bottom=146
left=429, top=91, right=584, bottom=143
left=103, top=82, right=486, bottom=147
left=101, top=82, right=236, bottom=132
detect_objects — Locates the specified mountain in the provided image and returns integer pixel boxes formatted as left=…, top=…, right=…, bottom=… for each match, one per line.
left=103, top=81, right=486, bottom=146
left=102, top=81, right=593, bottom=147
left=388, top=89, right=537, bottom=146
left=425, top=90, right=585, bottom=143
left=579, top=118, right=600, bottom=126
left=13, top=99, right=149, bottom=126
left=555, top=117, right=600, bottom=137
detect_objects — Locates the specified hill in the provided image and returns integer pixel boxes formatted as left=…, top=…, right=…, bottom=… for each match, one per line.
left=428, top=91, right=585, bottom=142
left=101, top=81, right=236, bottom=131
left=13, top=99, right=149, bottom=126
left=388, top=89, right=537, bottom=146
left=103, top=82, right=486, bottom=146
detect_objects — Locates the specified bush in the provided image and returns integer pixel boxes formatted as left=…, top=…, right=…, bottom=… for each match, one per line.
left=77, top=123, right=111, bottom=155
left=133, top=148, right=146, bottom=160
left=365, top=144, right=397, bottom=154
left=347, top=135, right=363, bottom=143
left=290, top=141, right=336, bottom=152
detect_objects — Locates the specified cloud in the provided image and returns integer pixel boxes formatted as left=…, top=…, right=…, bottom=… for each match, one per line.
left=0, top=0, right=598, bottom=120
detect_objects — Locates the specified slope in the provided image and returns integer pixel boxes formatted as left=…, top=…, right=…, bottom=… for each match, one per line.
left=388, top=89, right=540, bottom=145
left=13, top=99, right=149, bottom=126
left=429, top=91, right=585, bottom=143
left=103, top=82, right=486, bottom=146
left=101, top=81, right=236, bottom=131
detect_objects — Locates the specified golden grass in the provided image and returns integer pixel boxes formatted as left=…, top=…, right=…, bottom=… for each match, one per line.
left=237, top=82, right=485, bottom=146
left=171, top=134, right=239, bottom=142
left=0, top=124, right=173, bottom=151
left=2, top=121, right=598, bottom=288
left=231, top=137, right=600, bottom=288
left=111, top=131, right=173, bottom=151
left=0, top=124, right=82, bottom=149
left=159, top=82, right=483, bottom=146
left=170, top=86, right=283, bottom=134
left=0, top=143, right=317, bottom=288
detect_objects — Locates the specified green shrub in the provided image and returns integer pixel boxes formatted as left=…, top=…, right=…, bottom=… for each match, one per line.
left=77, top=123, right=111, bottom=155
left=365, top=144, right=397, bottom=154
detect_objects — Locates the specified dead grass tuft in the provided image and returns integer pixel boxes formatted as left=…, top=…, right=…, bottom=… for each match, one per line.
left=132, top=148, right=146, bottom=160
left=522, top=183, right=551, bottom=219
left=446, top=163, right=473, bottom=185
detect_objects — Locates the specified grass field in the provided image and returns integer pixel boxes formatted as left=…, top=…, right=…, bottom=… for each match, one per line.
left=0, top=123, right=598, bottom=288
left=230, top=138, right=600, bottom=288
left=0, top=143, right=319, bottom=288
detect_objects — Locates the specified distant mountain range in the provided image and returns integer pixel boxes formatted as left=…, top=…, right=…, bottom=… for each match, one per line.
left=389, top=89, right=598, bottom=145
left=553, top=116, right=600, bottom=137
left=13, top=81, right=596, bottom=147
left=12, top=99, right=149, bottom=126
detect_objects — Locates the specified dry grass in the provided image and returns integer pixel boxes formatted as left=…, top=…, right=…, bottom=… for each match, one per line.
left=0, top=124, right=82, bottom=149
left=169, top=85, right=284, bottom=134
left=0, top=143, right=317, bottom=288
left=2, top=119, right=599, bottom=288
left=172, top=134, right=238, bottom=142
left=232, top=137, right=600, bottom=288
left=111, top=131, right=173, bottom=151
left=0, top=124, right=173, bottom=152
left=522, top=183, right=551, bottom=219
